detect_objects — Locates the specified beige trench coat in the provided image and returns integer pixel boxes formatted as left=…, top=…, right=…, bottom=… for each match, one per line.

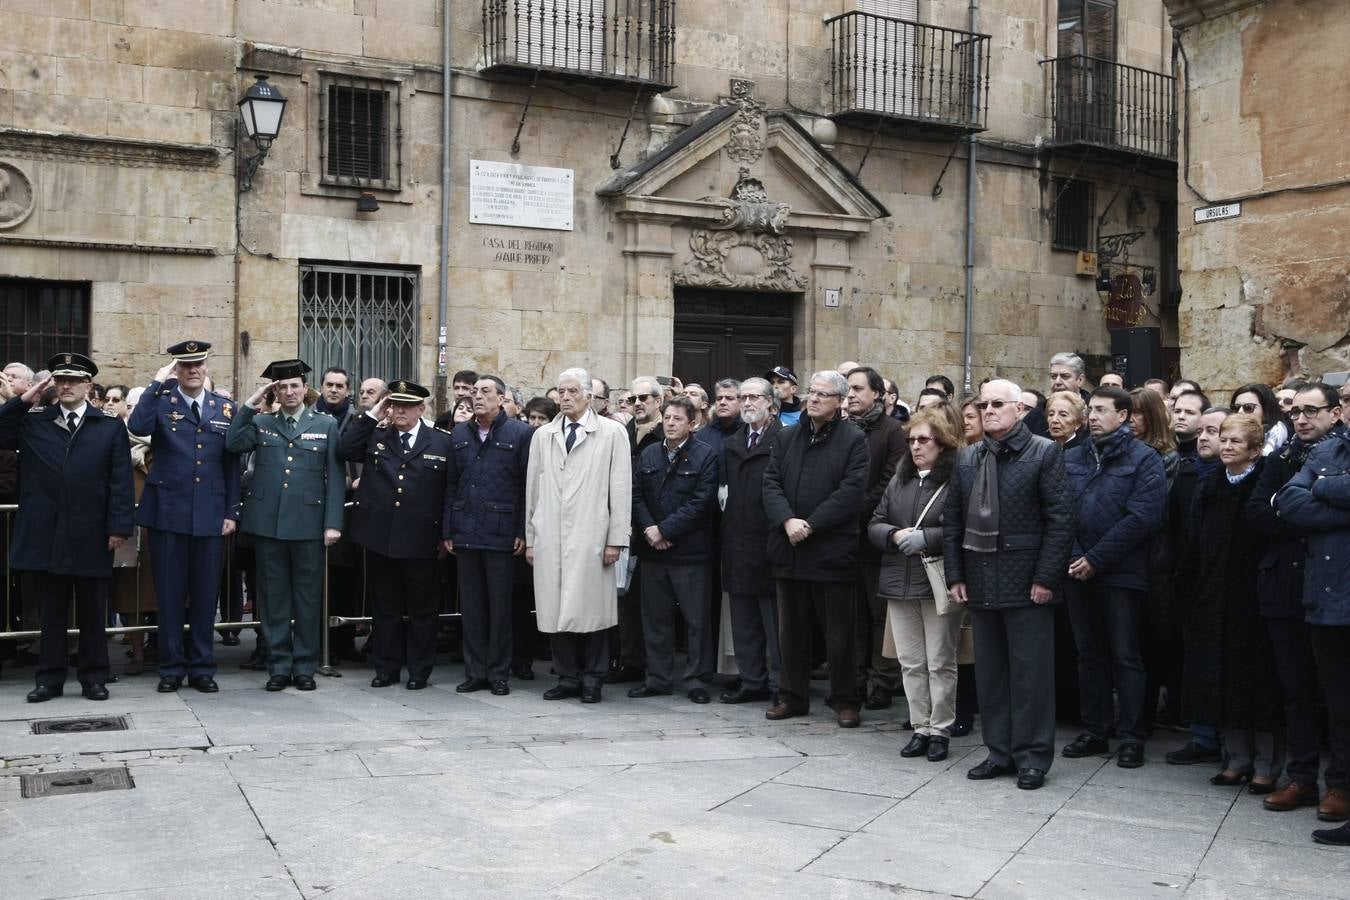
left=525, top=410, right=632, bottom=633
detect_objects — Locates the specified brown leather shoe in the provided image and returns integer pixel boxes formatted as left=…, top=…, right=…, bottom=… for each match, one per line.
left=765, top=702, right=806, bottom=721
left=1319, top=787, right=1350, bottom=822
left=1263, top=782, right=1319, bottom=812
left=836, top=707, right=861, bottom=728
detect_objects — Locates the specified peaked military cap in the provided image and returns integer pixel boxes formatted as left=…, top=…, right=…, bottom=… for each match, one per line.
left=167, top=340, right=211, bottom=363
left=764, top=365, right=798, bottom=385
left=261, top=359, right=312, bottom=381
left=47, top=351, right=98, bottom=380
left=388, top=379, right=430, bottom=403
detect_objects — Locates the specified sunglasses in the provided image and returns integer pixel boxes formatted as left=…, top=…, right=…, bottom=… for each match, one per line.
left=1290, top=405, right=1331, bottom=419
left=1234, top=402, right=1261, bottom=414
left=973, top=399, right=1013, bottom=411
left=633, top=393, right=654, bottom=403
left=907, top=435, right=934, bottom=445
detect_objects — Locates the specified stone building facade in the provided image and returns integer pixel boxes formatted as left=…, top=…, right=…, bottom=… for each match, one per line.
left=0, top=0, right=1178, bottom=404
left=1164, top=0, right=1350, bottom=391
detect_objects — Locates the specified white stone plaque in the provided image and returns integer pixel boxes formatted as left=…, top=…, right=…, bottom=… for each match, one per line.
left=469, top=160, right=574, bottom=231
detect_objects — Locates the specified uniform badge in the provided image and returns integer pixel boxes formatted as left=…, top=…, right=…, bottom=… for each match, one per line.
left=169, top=411, right=184, bottom=423
left=170, top=395, right=179, bottom=405
left=376, top=442, right=386, bottom=451
left=222, top=403, right=233, bottom=418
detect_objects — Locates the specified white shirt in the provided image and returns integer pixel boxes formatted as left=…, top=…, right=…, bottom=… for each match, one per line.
left=396, top=420, right=421, bottom=448
left=59, top=401, right=89, bottom=431
left=561, top=409, right=593, bottom=451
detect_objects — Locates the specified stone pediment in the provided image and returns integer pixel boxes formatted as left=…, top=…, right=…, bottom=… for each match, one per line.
left=597, top=83, right=889, bottom=239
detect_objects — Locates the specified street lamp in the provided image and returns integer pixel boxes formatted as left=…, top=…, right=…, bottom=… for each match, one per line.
left=237, top=74, right=287, bottom=192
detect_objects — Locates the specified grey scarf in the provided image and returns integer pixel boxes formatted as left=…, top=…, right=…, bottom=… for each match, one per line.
left=963, top=433, right=1006, bottom=553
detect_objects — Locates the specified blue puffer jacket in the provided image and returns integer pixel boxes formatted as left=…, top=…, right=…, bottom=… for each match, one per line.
left=1064, top=424, right=1166, bottom=591
left=445, top=410, right=533, bottom=551
left=1275, top=424, right=1350, bottom=626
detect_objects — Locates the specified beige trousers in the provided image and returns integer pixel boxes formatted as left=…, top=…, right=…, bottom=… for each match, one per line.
left=888, top=594, right=965, bottom=736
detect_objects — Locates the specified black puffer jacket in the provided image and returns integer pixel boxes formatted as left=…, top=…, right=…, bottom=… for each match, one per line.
left=762, top=417, right=869, bottom=583
left=868, top=450, right=956, bottom=602
left=856, top=407, right=907, bottom=562
left=1246, top=435, right=1322, bottom=620
left=942, top=421, right=1075, bottom=608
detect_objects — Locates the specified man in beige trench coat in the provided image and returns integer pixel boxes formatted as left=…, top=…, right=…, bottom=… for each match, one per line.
left=526, top=366, right=632, bottom=703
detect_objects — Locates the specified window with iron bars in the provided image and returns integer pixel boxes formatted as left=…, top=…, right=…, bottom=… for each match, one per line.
left=0, top=278, right=91, bottom=370
left=1051, top=178, right=1095, bottom=251
left=321, top=74, right=402, bottom=189
left=299, top=264, right=419, bottom=384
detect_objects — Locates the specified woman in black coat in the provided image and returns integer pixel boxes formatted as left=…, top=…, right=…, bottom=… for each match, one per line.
left=1181, top=414, right=1284, bottom=791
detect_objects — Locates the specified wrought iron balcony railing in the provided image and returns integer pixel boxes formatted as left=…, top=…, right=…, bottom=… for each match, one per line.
left=481, top=0, right=676, bottom=91
left=827, top=12, right=990, bottom=134
left=1044, top=55, right=1177, bottom=161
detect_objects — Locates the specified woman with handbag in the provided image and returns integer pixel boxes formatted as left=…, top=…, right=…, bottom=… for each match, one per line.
left=868, top=407, right=964, bottom=761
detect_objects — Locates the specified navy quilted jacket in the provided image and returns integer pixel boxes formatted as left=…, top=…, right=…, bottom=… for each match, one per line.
left=1064, top=425, right=1166, bottom=591
left=632, top=437, right=719, bottom=563
left=445, top=410, right=533, bottom=551
left=1276, top=425, right=1350, bottom=626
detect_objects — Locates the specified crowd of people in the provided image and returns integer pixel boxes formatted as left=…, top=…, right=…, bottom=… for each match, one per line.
left=1, top=345, right=1348, bottom=849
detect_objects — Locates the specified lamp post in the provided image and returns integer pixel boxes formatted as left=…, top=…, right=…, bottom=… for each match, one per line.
left=237, top=74, right=287, bottom=192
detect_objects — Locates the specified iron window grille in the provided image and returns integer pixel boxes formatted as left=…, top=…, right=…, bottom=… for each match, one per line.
left=320, top=74, right=403, bottom=190
left=0, top=279, right=90, bottom=368
left=1052, top=179, right=1095, bottom=251
left=299, top=264, right=419, bottom=383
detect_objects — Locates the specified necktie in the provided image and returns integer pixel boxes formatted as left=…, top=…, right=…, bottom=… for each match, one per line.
left=400, top=432, right=412, bottom=453
left=287, top=415, right=296, bottom=430
left=191, top=400, right=200, bottom=422
left=67, top=411, right=78, bottom=437
left=748, top=431, right=759, bottom=450
left=565, top=422, right=579, bottom=453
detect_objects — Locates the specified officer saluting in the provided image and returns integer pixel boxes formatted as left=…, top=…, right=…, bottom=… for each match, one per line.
left=226, top=360, right=345, bottom=692
left=339, top=379, right=453, bottom=689
left=0, top=353, right=134, bottom=702
left=128, top=340, right=241, bottom=693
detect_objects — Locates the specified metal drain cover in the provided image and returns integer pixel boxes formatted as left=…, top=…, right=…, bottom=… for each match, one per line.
left=21, top=767, right=135, bottom=798
left=31, top=716, right=129, bottom=735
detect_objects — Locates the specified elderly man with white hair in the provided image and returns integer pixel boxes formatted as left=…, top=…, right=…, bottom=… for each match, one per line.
left=526, top=367, right=632, bottom=703
left=943, top=378, right=1075, bottom=790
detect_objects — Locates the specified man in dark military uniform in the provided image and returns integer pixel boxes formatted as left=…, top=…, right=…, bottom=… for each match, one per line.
left=340, top=380, right=453, bottom=689
left=227, top=360, right=345, bottom=691
left=0, top=353, right=134, bottom=702
left=128, top=340, right=241, bottom=693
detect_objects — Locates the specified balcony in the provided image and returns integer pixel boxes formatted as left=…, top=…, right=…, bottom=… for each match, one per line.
left=481, top=0, right=676, bottom=92
left=827, top=12, right=990, bottom=136
left=1044, top=55, right=1177, bottom=163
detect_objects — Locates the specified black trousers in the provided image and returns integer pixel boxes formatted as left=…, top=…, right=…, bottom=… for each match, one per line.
left=1309, top=623, right=1350, bottom=792
left=365, top=552, right=439, bottom=681
left=1066, top=583, right=1148, bottom=743
left=972, top=604, right=1057, bottom=772
left=729, top=590, right=780, bottom=692
left=26, top=572, right=110, bottom=689
left=777, top=579, right=857, bottom=712
left=550, top=630, right=608, bottom=689
left=1266, top=617, right=1333, bottom=787
left=510, top=557, right=537, bottom=668
left=457, top=549, right=515, bottom=682
left=640, top=560, right=713, bottom=693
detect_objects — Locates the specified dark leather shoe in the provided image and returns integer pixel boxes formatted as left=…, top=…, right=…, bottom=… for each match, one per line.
left=511, top=664, right=535, bottom=681
left=1248, top=780, right=1277, bottom=796
left=836, top=707, right=861, bottom=728
left=239, top=653, right=267, bottom=671
left=1062, top=733, right=1110, bottom=758
left=157, top=675, right=182, bottom=693
left=370, top=674, right=398, bottom=688
left=605, top=664, right=645, bottom=684
left=927, top=736, right=949, bottom=762
left=82, top=683, right=109, bottom=701
left=949, top=720, right=972, bottom=737
left=1017, top=768, right=1047, bottom=790
left=293, top=675, right=316, bottom=692
left=765, top=702, right=807, bottom=720
left=490, top=680, right=510, bottom=696
left=1319, top=787, right=1350, bottom=822
left=688, top=687, right=711, bottom=704
left=265, top=674, right=290, bottom=692
left=543, top=684, right=581, bottom=701
left=189, top=676, right=219, bottom=693
left=1211, top=770, right=1252, bottom=786
left=27, top=684, right=62, bottom=703
left=1165, top=741, right=1220, bottom=765
left=456, top=677, right=490, bottom=693
left=864, top=686, right=893, bottom=710
left=967, top=758, right=1017, bottom=780
left=719, top=686, right=772, bottom=704
left=1116, top=742, right=1145, bottom=769
left=627, top=684, right=671, bottom=698
left=1263, top=782, right=1319, bottom=812
left=406, top=679, right=428, bottom=690
left=900, top=734, right=931, bottom=758
left=1312, top=823, right=1350, bottom=846
left=580, top=684, right=602, bottom=704
left=221, top=633, right=241, bottom=646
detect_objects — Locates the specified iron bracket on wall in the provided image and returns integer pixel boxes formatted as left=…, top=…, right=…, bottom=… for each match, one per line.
left=510, top=69, right=542, bottom=156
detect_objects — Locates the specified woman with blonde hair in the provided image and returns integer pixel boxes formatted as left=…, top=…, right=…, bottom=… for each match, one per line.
left=1045, top=390, right=1087, bottom=449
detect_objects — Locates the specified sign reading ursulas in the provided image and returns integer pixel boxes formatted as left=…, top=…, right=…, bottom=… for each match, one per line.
left=469, top=160, right=574, bottom=231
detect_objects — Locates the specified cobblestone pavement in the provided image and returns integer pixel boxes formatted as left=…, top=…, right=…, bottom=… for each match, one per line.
left=2, top=644, right=1347, bottom=899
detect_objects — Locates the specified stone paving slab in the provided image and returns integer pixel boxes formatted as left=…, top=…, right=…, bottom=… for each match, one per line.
left=806, top=830, right=1013, bottom=897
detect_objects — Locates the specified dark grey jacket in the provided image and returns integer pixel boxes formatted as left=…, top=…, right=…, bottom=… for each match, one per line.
left=942, top=421, right=1075, bottom=609
left=868, top=450, right=955, bottom=602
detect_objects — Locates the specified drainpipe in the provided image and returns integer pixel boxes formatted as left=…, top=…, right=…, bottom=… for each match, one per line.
left=435, top=0, right=453, bottom=413
left=961, top=0, right=980, bottom=392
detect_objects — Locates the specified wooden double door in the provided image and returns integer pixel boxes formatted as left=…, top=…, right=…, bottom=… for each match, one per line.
left=672, top=289, right=794, bottom=388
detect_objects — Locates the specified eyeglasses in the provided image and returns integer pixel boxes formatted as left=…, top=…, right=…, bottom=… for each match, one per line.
left=1234, top=402, right=1261, bottom=414
left=806, top=390, right=840, bottom=400
left=907, top=435, right=934, bottom=445
left=973, top=399, right=1012, bottom=411
left=738, top=393, right=768, bottom=402
left=1290, top=405, right=1331, bottom=419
